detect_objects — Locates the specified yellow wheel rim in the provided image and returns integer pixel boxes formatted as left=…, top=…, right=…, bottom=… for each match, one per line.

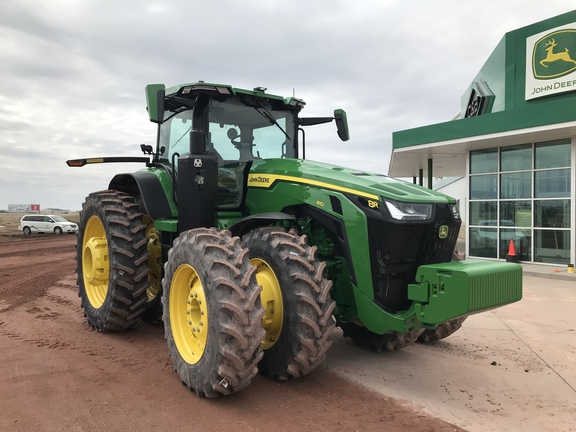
left=251, top=258, right=283, bottom=350
left=82, top=215, right=109, bottom=309
left=144, top=216, right=162, bottom=301
left=170, top=264, right=208, bottom=364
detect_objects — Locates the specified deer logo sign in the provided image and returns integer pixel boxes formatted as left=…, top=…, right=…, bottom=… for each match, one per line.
left=533, top=30, right=576, bottom=79
left=539, top=38, right=576, bottom=68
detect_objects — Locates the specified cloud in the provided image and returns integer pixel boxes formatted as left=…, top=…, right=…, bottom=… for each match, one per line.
left=0, top=0, right=574, bottom=210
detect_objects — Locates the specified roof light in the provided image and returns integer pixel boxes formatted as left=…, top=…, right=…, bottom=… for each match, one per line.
left=181, top=85, right=231, bottom=95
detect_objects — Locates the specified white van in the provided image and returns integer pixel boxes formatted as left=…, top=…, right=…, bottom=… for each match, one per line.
left=19, top=214, right=78, bottom=235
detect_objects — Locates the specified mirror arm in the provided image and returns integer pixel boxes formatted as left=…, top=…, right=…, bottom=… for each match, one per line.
left=298, top=117, right=334, bottom=126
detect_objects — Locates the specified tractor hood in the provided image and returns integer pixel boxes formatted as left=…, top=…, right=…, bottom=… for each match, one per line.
left=249, top=159, right=455, bottom=204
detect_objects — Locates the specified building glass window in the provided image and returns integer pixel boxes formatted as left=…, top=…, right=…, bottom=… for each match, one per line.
left=500, top=172, right=531, bottom=199
left=535, top=139, right=571, bottom=169
left=500, top=201, right=531, bottom=226
left=534, top=230, right=570, bottom=265
left=501, top=144, right=532, bottom=171
left=534, top=200, right=571, bottom=228
left=469, top=227, right=497, bottom=258
left=470, top=149, right=498, bottom=174
left=500, top=228, right=531, bottom=261
left=469, top=201, right=497, bottom=225
left=470, top=174, right=497, bottom=199
left=534, top=169, right=571, bottom=198
left=468, top=139, right=572, bottom=264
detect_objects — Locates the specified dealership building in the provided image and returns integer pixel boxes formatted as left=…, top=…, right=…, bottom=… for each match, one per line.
left=390, top=10, right=576, bottom=266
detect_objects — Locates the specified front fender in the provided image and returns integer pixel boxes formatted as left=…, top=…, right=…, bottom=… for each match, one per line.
left=229, top=212, right=296, bottom=238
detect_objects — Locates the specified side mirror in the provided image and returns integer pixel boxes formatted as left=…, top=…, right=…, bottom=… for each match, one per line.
left=145, top=84, right=166, bottom=124
left=334, top=109, right=350, bottom=141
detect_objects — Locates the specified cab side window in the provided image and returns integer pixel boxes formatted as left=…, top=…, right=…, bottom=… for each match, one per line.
left=160, top=111, right=193, bottom=165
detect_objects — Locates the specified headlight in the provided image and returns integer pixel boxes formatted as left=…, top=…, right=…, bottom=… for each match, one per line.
left=384, top=200, right=433, bottom=221
left=450, top=203, right=461, bottom=220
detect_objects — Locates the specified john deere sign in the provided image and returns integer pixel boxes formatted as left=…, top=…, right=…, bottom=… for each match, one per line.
left=526, top=23, right=576, bottom=100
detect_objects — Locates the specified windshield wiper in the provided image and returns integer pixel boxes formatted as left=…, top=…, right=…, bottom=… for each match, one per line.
left=253, top=101, right=291, bottom=141
left=171, top=126, right=192, bottom=149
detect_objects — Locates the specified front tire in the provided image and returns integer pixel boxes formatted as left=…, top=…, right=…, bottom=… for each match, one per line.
left=54, top=226, right=63, bottom=235
left=162, top=228, right=265, bottom=397
left=417, top=317, right=467, bottom=343
left=76, top=190, right=151, bottom=331
left=242, top=227, right=336, bottom=380
left=339, top=322, right=424, bottom=353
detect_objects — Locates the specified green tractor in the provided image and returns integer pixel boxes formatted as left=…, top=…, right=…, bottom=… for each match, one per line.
left=67, top=82, right=522, bottom=397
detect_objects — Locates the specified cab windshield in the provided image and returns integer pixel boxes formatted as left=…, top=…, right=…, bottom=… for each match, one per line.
left=160, top=98, right=296, bottom=165
left=159, top=97, right=297, bottom=208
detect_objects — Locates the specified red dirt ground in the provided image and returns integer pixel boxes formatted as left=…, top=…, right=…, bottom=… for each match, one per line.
left=0, top=235, right=463, bottom=432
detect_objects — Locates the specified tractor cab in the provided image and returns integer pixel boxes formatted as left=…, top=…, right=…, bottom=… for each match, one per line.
left=155, top=87, right=300, bottom=209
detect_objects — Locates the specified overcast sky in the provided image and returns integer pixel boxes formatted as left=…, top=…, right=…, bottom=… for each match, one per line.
left=1, top=1, right=574, bottom=211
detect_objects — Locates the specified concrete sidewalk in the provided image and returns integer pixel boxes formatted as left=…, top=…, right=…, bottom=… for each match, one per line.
left=324, top=274, right=576, bottom=432
left=521, top=262, right=575, bottom=282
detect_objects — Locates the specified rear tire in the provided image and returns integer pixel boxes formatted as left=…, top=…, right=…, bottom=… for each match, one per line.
left=417, top=317, right=467, bottom=343
left=339, top=322, right=424, bottom=353
left=162, top=228, right=265, bottom=397
left=76, top=190, right=150, bottom=331
left=242, top=227, right=336, bottom=380
left=22, top=226, right=31, bottom=235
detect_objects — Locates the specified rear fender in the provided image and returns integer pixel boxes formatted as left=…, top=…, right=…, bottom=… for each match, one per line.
left=109, top=172, right=174, bottom=219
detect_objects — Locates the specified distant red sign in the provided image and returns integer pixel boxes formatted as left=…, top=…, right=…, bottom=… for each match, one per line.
left=7, top=204, right=41, bottom=213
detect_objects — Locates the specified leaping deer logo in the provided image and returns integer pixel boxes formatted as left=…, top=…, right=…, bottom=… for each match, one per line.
left=540, top=38, right=576, bottom=68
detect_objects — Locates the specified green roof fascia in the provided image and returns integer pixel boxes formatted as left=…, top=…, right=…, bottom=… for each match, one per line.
left=393, top=95, right=576, bottom=149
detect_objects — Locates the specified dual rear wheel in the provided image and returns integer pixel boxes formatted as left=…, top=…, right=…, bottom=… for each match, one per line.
left=242, top=227, right=336, bottom=380
left=162, top=227, right=335, bottom=396
left=162, top=228, right=265, bottom=397
left=76, top=190, right=152, bottom=331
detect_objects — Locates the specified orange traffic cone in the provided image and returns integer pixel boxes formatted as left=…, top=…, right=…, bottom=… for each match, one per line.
left=506, top=240, right=518, bottom=263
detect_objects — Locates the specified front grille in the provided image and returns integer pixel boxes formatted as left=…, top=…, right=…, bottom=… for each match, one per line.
left=368, top=204, right=460, bottom=312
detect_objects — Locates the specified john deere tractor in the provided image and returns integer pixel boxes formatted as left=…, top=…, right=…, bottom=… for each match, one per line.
left=67, top=82, right=522, bottom=397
